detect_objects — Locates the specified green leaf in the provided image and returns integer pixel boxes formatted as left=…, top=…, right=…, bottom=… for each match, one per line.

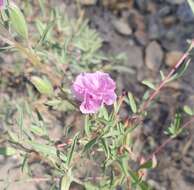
left=101, top=139, right=110, bottom=159
left=127, top=92, right=137, bottom=113
left=0, top=147, right=16, bottom=156
left=160, top=71, right=165, bottom=80
left=30, top=124, right=47, bottom=136
left=169, top=59, right=190, bottom=82
left=83, top=137, right=98, bottom=153
left=84, top=115, right=90, bottom=137
left=60, top=170, right=73, bottom=190
left=142, top=80, right=155, bottom=90
left=8, top=130, right=19, bottom=142
left=27, top=140, right=58, bottom=158
left=67, top=133, right=79, bottom=167
left=9, top=3, right=28, bottom=39
left=139, top=155, right=157, bottom=170
left=99, top=106, right=109, bottom=120
left=187, top=0, right=194, bottom=15
left=31, top=76, right=54, bottom=96
left=36, top=19, right=54, bottom=44
left=21, top=154, right=31, bottom=175
left=183, top=105, right=193, bottom=116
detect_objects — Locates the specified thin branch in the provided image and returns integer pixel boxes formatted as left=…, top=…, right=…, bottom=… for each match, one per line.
left=139, top=41, right=194, bottom=113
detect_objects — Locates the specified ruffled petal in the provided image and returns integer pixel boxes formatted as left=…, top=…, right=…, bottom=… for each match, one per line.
left=80, top=93, right=102, bottom=114
left=72, top=73, right=86, bottom=101
left=103, top=92, right=117, bottom=105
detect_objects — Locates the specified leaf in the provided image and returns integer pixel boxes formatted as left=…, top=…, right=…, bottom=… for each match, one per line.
left=160, top=71, right=165, bottom=80
left=21, top=154, right=31, bottom=174
left=127, top=92, right=137, bottom=113
left=183, top=105, right=193, bottom=116
left=30, top=124, right=46, bottom=136
left=101, top=139, right=110, bottom=159
left=36, top=19, right=54, bottom=44
left=83, top=137, right=98, bottom=153
left=9, top=3, right=28, bottom=39
left=139, top=155, right=157, bottom=170
left=27, top=140, right=58, bottom=158
left=99, top=106, right=109, bottom=120
left=187, top=0, right=194, bottom=15
left=84, top=115, right=90, bottom=137
left=0, top=147, right=16, bottom=156
left=142, top=80, right=155, bottom=90
left=67, top=133, right=79, bottom=167
left=31, top=76, right=54, bottom=96
left=169, top=59, right=190, bottom=82
left=46, top=99, right=74, bottom=111
left=60, top=170, right=73, bottom=190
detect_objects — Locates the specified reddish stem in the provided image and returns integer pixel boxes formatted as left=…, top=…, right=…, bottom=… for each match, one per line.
left=139, top=45, right=192, bottom=113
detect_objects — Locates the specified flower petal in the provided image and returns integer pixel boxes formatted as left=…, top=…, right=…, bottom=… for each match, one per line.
left=103, top=92, right=117, bottom=105
left=80, top=93, right=102, bottom=114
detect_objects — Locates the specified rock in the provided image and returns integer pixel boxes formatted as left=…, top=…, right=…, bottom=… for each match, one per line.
left=145, top=41, right=164, bottom=71
left=135, top=30, right=148, bottom=46
left=112, top=18, right=132, bottom=36
left=135, top=0, right=148, bottom=12
left=79, top=0, right=97, bottom=5
left=127, top=45, right=144, bottom=69
left=165, top=51, right=183, bottom=67
left=129, top=10, right=148, bottom=45
left=148, top=16, right=161, bottom=40
left=166, top=0, right=185, bottom=4
left=158, top=6, right=172, bottom=17
left=177, top=2, right=194, bottom=23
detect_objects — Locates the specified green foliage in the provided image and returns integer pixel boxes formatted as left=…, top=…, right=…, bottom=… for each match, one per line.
left=183, top=105, right=194, bottom=116
left=31, top=76, right=54, bottom=96
left=0, top=1, right=194, bottom=190
left=165, top=113, right=183, bottom=138
left=9, top=3, right=28, bottom=39
left=142, top=80, right=155, bottom=90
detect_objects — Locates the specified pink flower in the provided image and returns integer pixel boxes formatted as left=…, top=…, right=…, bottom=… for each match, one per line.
left=72, top=71, right=117, bottom=114
left=0, top=0, right=4, bottom=9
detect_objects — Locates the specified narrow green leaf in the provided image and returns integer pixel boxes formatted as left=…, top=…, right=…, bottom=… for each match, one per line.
left=27, top=140, right=58, bottom=158
left=101, top=139, right=110, bottom=159
left=142, top=80, right=155, bottom=90
left=127, top=92, right=137, bottom=113
left=169, top=59, right=190, bottom=82
left=99, top=106, right=109, bottom=120
left=9, top=3, right=28, bottom=39
left=30, top=124, right=46, bottom=136
left=160, top=71, right=165, bottom=80
left=21, top=154, right=30, bottom=174
left=83, top=137, right=98, bottom=153
left=84, top=115, right=90, bottom=137
left=183, top=105, right=193, bottom=116
left=67, top=133, right=79, bottom=167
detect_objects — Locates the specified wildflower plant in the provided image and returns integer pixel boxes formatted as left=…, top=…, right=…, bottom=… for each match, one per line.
left=1, top=1, right=194, bottom=190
